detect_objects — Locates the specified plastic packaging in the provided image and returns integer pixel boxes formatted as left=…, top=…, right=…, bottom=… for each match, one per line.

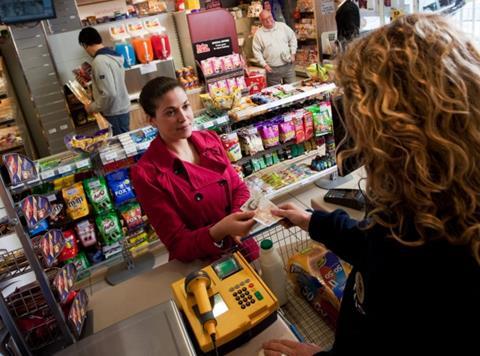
left=132, top=37, right=154, bottom=64
left=259, top=239, right=288, bottom=306
left=114, top=42, right=136, bottom=68
left=150, top=33, right=171, bottom=60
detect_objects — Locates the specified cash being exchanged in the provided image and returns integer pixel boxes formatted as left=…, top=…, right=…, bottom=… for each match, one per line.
left=241, top=192, right=283, bottom=227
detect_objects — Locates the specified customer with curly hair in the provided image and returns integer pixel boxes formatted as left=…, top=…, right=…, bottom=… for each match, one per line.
left=263, top=13, right=480, bottom=355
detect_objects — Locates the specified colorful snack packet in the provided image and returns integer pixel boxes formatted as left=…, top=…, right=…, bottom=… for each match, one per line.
left=62, top=183, right=90, bottom=220
left=96, top=211, right=124, bottom=244
left=84, top=177, right=113, bottom=214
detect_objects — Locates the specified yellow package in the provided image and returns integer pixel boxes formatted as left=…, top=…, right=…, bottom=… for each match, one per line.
left=287, top=242, right=351, bottom=328
left=53, top=175, right=75, bottom=191
left=62, top=182, right=90, bottom=220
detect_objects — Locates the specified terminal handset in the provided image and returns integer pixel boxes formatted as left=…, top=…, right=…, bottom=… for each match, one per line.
left=324, top=188, right=365, bottom=211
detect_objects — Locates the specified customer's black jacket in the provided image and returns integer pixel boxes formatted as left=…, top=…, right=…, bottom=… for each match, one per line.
left=336, top=0, right=360, bottom=42
left=311, top=209, right=480, bottom=355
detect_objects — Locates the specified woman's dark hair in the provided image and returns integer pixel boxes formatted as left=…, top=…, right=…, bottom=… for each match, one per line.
left=78, top=27, right=102, bottom=47
left=139, top=76, right=183, bottom=117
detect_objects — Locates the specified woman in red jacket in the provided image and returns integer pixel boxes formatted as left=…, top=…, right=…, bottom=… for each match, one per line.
left=131, top=77, right=259, bottom=262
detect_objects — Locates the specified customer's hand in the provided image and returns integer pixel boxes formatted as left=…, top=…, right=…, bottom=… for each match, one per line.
left=271, top=203, right=312, bottom=231
left=263, top=339, right=323, bottom=356
left=209, top=211, right=256, bottom=242
left=264, top=64, right=273, bottom=73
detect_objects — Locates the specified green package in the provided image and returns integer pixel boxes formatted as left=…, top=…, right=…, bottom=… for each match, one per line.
left=84, top=177, right=113, bottom=214
left=67, top=251, right=90, bottom=273
left=96, top=211, right=123, bottom=245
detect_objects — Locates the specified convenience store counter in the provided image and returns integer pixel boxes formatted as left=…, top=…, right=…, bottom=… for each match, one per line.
left=76, top=254, right=297, bottom=355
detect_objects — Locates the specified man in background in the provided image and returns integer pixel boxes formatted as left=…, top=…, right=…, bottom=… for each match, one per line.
left=78, top=27, right=130, bottom=136
left=335, top=0, right=360, bottom=49
left=253, top=10, right=298, bottom=86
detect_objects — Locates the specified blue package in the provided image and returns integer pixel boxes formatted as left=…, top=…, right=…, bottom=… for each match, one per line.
left=30, top=219, right=49, bottom=236
left=106, top=168, right=135, bottom=205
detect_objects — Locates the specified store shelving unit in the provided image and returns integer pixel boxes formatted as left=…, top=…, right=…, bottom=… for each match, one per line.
left=0, top=177, right=76, bottom=355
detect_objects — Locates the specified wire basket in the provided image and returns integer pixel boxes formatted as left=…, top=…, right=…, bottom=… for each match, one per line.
left=239, top=224, right=335, bottom=350
left=0, top=248, right=31, bottom=282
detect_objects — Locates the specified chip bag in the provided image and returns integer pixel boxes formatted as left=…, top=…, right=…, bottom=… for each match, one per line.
left=287, top=242, right=351, bottom=328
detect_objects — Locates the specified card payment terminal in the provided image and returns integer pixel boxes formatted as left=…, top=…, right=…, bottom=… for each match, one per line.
left=171, top=252, right=279, bottom=354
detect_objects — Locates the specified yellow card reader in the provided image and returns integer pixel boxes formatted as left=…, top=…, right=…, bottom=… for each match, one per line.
left=171, top=252, right=279, bottom=354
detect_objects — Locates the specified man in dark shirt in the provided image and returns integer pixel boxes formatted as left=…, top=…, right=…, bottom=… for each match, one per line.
left=335, top=0, right=360, bottom=48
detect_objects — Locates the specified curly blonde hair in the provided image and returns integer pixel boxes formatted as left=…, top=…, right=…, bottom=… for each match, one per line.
left=335, top=13, right=480, bottom=262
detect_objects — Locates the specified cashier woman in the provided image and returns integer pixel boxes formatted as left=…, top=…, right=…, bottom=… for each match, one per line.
left=131, top=77, right=259, bottom=262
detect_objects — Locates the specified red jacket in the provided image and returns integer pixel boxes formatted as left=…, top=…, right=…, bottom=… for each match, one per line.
left=131, top=130, right=259, bottom=262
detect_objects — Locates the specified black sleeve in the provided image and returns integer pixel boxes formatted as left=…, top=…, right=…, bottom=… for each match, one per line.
left=308, top=209, right=367, bottom=266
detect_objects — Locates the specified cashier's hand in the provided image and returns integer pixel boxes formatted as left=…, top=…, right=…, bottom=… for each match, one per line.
left=271, top=203, right=312, bottom=232
left=209, top=211, right=256, bottom=243
left=262, top=339, right=323, bottom=356
left=264, top=64, right=273, bottom=73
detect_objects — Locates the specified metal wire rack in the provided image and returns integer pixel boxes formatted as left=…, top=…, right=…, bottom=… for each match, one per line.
left=242, top=224, right=335, bottom=350
left=0, top=248, right=32, bottom=281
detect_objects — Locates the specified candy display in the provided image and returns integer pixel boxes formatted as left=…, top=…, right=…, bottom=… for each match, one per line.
left=53, top=263, right=77, bottom=304
left=176, top=66, right=200, bottom=90
left=67, top=251, right=90, bottom=274
left=3, top=153, right=37, bottom=185
left=96, top=211, right=124, bottom=245
left=200, top=53, right=243, bottom=78
left=39, top=229, right=65, bottom=267
left=106, top=169, right=136, bottom=206
left=62, top=183, right=90, bottom=221
left=84, top=177, right=113, bottom=214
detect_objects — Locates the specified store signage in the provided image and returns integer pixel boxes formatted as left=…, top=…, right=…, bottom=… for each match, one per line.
left=193, top=37, right=233, bottom=61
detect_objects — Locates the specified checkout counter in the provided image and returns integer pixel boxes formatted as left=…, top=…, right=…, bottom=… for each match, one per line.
left=56, top=169, right=366, bottom=355
left=57, top=255, right=298, bottom=356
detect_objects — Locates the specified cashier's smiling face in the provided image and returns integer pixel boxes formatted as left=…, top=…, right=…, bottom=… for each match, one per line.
left=151, top=87, right=194, bottom=142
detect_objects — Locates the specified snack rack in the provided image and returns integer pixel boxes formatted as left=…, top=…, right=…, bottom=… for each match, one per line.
left=0, top=177, right=76, bottom=355
left=234, top=223, right=336, bottom=349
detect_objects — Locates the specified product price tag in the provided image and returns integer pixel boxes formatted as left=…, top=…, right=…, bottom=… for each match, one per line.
left=140, top=62, right=157, bottom=75
left=125, top=147, right=137, bottom=156
left=105, top=152, right=118, bottom=162
left=203, top=121, right=214, bottom=129
left=76, top=160, right=90, bottom=169
left=41, top=170, right=55, bottom=180
left=58, top=165, right=72, bottom=175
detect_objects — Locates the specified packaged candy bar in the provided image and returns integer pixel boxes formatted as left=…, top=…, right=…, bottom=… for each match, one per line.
left=222, top=55, right=234, bottom=71
left=62, top=183, right=89, bottom=220
left=236, top=76, right=247, bottom=90
left=96, top=211, right=123, bottom=244
left=75, top=220, right=97, bottom=248
left=220, top=132, right=242, bottom=162
left=59, top=230, right=78, bottom=262
left=103, top=242, right=122, bottom=259
left=106, top=169, right=136, bottom=206
left=294, top=110, right=306, bottom=143
left=68, top=289, right=88, bottom=337
left=226, top=78, right=238, bottom=93
left=86, top=248, right=105, bottom=265
left=49, top=194, right=67, bottom=226
left=212, top=57, right=224, bottom=73
left=53, top=263, right=77, bottom=304
left=238, top=126, right=264, bottom=156
left=84, top=177, right=113, bottom=214
left=3, top=153, right=37, bottom=185
left=65, top=128, right=110, bottom=154
left=20, top=195, right=51, bottom=229
left=201, top=58, right=214, bottom=76
left=39, top=229, right=65, bottom=267
left=231, top=53, right=242, bottom=68
left=119, top=202, right=143, bottom=230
